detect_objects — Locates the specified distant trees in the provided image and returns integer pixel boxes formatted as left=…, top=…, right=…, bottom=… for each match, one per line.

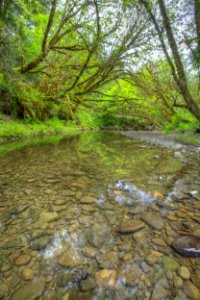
left=0, top=0, right=199, bottom=125
left=140, top=0, right=200, bottom=121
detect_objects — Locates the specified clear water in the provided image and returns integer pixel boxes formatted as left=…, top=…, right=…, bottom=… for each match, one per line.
left=0, top=132, right=199, bottom=300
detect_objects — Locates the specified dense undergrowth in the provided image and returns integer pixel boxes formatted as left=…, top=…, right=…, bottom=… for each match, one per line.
left=0, top=0, right=200, bottom=141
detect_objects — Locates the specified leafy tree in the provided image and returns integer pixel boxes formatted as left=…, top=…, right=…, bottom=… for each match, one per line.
left=140, top=0, right=200, bottom=121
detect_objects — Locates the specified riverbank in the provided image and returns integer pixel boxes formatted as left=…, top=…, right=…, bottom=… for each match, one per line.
left=0, top=118, right=83, bottom=144
left=121, top=131, right=200, bottom=152
left=1, top=118, right=199, bottom=152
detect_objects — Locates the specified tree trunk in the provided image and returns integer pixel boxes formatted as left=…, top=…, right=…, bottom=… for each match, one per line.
left=194, top=0, right=200, bottom=51
left=158, top=0, right=200, bottom=121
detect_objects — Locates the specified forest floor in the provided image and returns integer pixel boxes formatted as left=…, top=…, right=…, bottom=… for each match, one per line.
left=121, top=130, right=200, bottom=153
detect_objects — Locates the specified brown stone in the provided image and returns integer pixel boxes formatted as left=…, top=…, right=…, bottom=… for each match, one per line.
left=177, top=266, right=190, bottom=280
left=95, top=269, right=116, bottom=288
left=183, top=281, right=200, bottom=300
left=172, top=235, right=200, bottom=257
left=21, top=268, right=34, bottom=281
left=15, top=254, right=31, bottom=266
left=119, top=266, right=138, bottom=287
left=118, top=220, right=145, bottom=234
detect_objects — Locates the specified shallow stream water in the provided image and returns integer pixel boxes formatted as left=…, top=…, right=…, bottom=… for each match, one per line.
left=0, top=132, right=200, bottom=300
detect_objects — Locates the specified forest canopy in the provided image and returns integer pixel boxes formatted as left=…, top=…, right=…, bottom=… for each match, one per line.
left=0, top=0, right=200, bottom=130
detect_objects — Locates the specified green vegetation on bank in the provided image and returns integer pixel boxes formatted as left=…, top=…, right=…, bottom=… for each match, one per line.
left=175, top=134, right=200, bottom=146
left=0, top=117, right=81, bottom=140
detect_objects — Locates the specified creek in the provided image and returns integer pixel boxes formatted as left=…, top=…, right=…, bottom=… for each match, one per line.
left=0, top=132, right=200, bottom=300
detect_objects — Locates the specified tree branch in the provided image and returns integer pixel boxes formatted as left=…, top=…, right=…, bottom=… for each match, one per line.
left=42, top=0, right=57, bottom=52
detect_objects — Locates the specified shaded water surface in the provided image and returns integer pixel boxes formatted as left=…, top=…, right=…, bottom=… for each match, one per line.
left=0, top=132, right=200, bottom=300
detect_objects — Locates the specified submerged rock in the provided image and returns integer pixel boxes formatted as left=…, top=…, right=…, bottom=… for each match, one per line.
left=15, top=254, right=31, bottom=266
left=151, top=278, right=169, bottom=300
left=95, top=269, right=116, bottom=288
left=80, top=195, right=96, bottom=204
left=40, top=211, right=58, bottom=223
left=141, top=211, right=164, bottom=230
left=173, top=274, right=183, bottom=289
left=0, top=237, right=25, bottom=249
left=80, top=277, right=96, bottom=291
left=0, top=283, right=8, bottom=298
left=86, top=224, right=110, bottom=248
left=96, top=251, right=119, bottom=268
left=21, top=268, right=34, bottom=281
left=57, top=249, right=84, bottom=268
left=118, top=265, right=138, bottom=287
left=118, top=219, right=145, bottom=234
left=31, top=237, right=50, bottom=250
left=146, top=251, right=163, bottom=266
left=82, top=245, right=97, bottom=258
left=183, top=281, right=200, bottom=300
left=172, top=235, right=200, bottom=257
left=56, top=272, right=72, bottom=287
left=161, top=256, right=179, bottom=272
left=177, top=266, right=191, bottom=280
left=12, top=279, right=45, bottom=300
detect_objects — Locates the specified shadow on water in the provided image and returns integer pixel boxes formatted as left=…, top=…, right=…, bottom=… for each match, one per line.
left=0, top=132, right=200, bottom=299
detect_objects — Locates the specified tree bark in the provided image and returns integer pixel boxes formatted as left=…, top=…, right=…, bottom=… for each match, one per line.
left=194, top=0, right=200, bottom=51
left=157, top=0, right=200, bottom=121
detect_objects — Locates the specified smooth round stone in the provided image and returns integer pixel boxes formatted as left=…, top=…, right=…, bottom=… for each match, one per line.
left=191, top=273, right=200, bottom=289
left=62, top=293, right=70, bottom=300
left=118, top=266, right=138, bottom=287
left=141, top=211, right=164, bottom=230
left=80, top=195, right=96, bottom=204
left=0, top=264, right=11, bottom=272
left=15, top=254, right=31, bottom=266
left=151, top=279, right=168, bottom=300
left=161, top=256, right=180, bottom=272
left=56, top=272, right=72, bottom=287
left=152, top=238, right=166, bottom=246
left=80, top=277, right=96, bottom=291
left=12, top=279, right=46, bottom=300
left=123, top=253, right=132, bottom=261
left=177, top=266, right=190, bottom=280
left=31, top=251, right=38, bottom=257
left=0, top=283, right=8, bottom=298
left=97, top=251, right=118, bottom=268
left=173, top=274, right=183, bottom=289
left=146, top=251, right=163, bottom=266
left=21, top=268, right=34, bottom=281
left=82, top=246, right=97, bottom=258
left=183, top=281, right=200, bottom=300
left=95, top=269, right=116, bottom=288
left=118, top=219, right=145, bottom=234
left=57, top=250, right=84, bottom=268
left=172, top=235, right=200, bottom=257
left=81, top=205, right=95, bottom=212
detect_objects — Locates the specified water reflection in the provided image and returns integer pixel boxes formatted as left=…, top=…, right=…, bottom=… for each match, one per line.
left=0, top=132, right=199, bottom=299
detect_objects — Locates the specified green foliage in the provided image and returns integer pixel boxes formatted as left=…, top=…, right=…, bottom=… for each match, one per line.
left=175, top=135, right=200, bottom=146
left=0, top=118, right=80, bottom=139
left=164, top=113, right=199, bottom=132
left=0, top=0, right=200, bottom=134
